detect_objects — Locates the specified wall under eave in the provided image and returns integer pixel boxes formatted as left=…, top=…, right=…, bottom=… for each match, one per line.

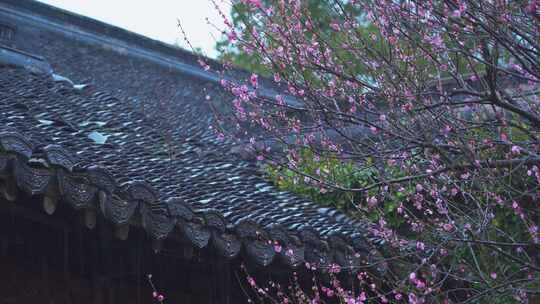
left=0, top=197, right=245, bottom=304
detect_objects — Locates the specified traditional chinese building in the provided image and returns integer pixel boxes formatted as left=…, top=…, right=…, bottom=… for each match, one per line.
left=0, top=1, right=378, bottom=303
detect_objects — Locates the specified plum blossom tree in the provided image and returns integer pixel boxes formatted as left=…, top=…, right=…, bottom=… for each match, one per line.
left=199, top=0, right=540, bottom=302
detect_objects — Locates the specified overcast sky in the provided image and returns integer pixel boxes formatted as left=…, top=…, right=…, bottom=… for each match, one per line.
left=37, top=0, right=230, bottom=58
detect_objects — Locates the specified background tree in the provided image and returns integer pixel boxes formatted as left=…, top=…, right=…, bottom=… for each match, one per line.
left=205, top=0, right=540, bottom=302
left=215, top=0, right=366, bottom=75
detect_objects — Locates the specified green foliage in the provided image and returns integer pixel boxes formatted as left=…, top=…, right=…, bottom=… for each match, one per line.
left=265, top=148, right=410, bottom=228
left=266, top=149, right=368, bottom=211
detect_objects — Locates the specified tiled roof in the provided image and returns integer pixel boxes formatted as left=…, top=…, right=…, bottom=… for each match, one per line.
left=0, top=0, right=385, bottom=272
left=0, top=65, right=376, bottom=270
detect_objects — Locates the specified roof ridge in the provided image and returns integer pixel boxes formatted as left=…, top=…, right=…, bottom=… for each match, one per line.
left=0, top=0, right=303, bottom=107
left=0, top=0, right=222, bottom=82
left=0, top=0, right=219, bottom=68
